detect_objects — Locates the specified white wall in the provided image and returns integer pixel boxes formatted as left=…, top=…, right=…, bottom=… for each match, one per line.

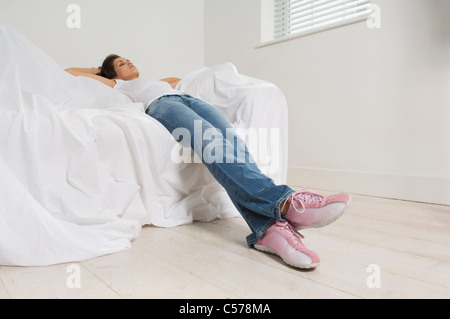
left=205, top=0, right=450, bottom=205
left=0, top=0, right=204, bottom=79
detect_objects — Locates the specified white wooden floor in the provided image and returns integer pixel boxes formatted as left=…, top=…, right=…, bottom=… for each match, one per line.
left=1, top=189, right=449, bottom=299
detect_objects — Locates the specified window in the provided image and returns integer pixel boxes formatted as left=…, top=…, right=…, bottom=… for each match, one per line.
left=274, top=0, right=373, bottom=40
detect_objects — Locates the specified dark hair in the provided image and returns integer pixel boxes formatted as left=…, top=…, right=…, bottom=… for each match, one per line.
left=99, top=54, right=120, bottom=79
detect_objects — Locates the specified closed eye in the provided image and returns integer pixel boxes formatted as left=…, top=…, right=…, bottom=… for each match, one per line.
left=117, top=59, right=128, bottom=67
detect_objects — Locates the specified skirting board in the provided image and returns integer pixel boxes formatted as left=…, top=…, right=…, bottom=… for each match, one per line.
left=287, top=167, right=450, bottom=206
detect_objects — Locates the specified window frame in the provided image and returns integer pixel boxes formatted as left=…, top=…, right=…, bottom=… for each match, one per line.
left=258, top=0, right=374, bottom=48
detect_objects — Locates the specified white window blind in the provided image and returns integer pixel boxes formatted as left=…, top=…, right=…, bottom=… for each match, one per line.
left=274, top=0, right=373, bottom=39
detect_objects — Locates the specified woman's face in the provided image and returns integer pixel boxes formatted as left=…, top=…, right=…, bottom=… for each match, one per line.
left=113, top=57, right=139, bottom=81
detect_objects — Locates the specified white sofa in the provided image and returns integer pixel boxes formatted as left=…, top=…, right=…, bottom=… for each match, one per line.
left=0, top=24, right=288, bottom=266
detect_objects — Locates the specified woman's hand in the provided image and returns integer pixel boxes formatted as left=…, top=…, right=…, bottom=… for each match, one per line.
left=161, top=77, right=181, bottom=89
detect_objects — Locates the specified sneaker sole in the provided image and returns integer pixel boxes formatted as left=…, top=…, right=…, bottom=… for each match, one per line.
left=294, top=195, right=352, bottom=231
left=254, top=245, right=320, bottom=269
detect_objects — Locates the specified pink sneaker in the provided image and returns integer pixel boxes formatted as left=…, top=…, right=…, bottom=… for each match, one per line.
left=283, top=189, right=351, bottom=230
left=254, top=221, right=320, bottom=269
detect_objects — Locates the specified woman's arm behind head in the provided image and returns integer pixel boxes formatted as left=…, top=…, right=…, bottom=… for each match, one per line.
left=65, top=67, right=116, bottom=88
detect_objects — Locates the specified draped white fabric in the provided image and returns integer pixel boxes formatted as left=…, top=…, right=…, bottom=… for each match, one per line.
left=0, top=24, right=288, bottom=266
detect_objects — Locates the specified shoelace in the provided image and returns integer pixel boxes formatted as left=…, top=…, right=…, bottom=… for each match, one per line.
left=285, top=190, right=324, bottom=214
left=296, top=191, right=323, bottom=204
left=276, top=221, right=304, bottom=246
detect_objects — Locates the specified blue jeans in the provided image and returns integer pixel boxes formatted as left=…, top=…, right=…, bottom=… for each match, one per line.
left=146, top=95, right=294, bottom=245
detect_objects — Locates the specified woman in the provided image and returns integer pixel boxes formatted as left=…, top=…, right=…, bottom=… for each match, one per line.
left=65, top=55, right=351, bottom=269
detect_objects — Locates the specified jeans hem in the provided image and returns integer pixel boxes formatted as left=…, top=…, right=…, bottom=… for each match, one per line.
left=245, top=189, right=296, bottom=246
